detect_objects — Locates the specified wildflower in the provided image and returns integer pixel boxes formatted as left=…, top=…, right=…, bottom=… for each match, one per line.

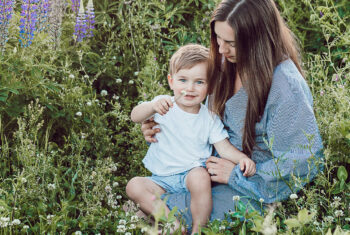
left=112, top=56, right=116, bottom=60
left=48, top=183, right=56, bottom=190
left=19, top=0, right=39, bottom=48
left=219, top=225, right=225, bottom=230
left=129, top=223, right=136, bottom=229
left=116, top=195, right=122, bottom=199
left=75, top=111, right=82, bottom=117
left=84, top=74, right=89, bottom=79
left=320, top=90, right=324, bottom=96
left=232, top=195, right=240, bottom=201
left=86, top=101, right=92, bottom=106
left=116, top=78, right=122, bottom=83
left=105, top=185, right=112, bottom=193
left=73, top=0, right=87, bottom=42
left=11, top=219, right=21, bottom=225
left=113, top=95, right=119, bottom=100
left=289, top=194, right=298, bottom=199
left=36, top=0, right=50, bottom=32
left=324, top=216, right=334, bottom=223
left=125, top=232, right=132, bottom=235
left=21, top=177, right=27, bottom=183
left=110, top=165, right=117, bottom=172
left=119, top=219, right=126, bottom=225
left=101, top=90, right=108, bottom=96
left=334, top=196, right=341, bottom=202
left=48, top=0, right=65, bottom=49
left=0, top=0, right=16, bottom=49
left=23, top=225, right=29, bottom=229
left=345, top=218, right=350, bottom=222
left=117, top=225, right=126, bottom=232
left=71, top=0, right=80, bottom=14
left=129, top=80, right=134, bottom=84
left=131, top=215, right=138, bottom=222
left=134, top=71, right=139, bottom=76
left=69, top=74, right=75, bottom=79
left=154, top=57, right=157, bottom=61
left=259, top=198, right=264, bottom=203
left=313, top=221, right=320, bottom=226
left=74, top=231, right=82, bottom=235
left=332, top=74, right=339, bottom=82
left=91, top=171, right=97, bottom=177
left=113, top=182, right=119, bottom=187
left=85, top=0, right=95, bottom=38
left=334, top=210, right=344, bottom=217
left=338, top=84, right=344, bottom=89
left=141, top=227, right=148, bottom=233
left=319, top=11, right=324, bottom=17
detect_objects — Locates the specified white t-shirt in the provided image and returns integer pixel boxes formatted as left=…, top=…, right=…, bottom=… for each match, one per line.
left=142, top=95, right=229, bottom=176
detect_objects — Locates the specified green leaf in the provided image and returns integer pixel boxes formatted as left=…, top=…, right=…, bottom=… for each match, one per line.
left=337, top=166, right=348, bottom=181
left=284, top=218, right=301, bottom=228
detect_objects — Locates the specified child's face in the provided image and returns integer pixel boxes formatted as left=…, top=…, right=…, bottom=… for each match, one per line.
left=168, top=62, right=208, bottom=113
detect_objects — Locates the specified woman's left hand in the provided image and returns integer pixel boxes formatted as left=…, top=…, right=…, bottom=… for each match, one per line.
left=206, top=156, right=236, bottom=184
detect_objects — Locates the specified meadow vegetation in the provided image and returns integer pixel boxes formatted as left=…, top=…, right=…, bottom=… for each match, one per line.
left=0, top=0, right=349, bottom=234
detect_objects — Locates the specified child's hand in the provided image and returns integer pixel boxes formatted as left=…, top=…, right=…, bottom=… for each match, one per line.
left=152, top=96, right=173, bottom=115
left=239, top=157, right=256, bottom=177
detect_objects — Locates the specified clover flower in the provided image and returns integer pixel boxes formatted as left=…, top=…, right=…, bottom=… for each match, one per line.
left=0, top=0, right=16, bottom=50
left=289, top=193, right=298, bottom=199
left=11, top=219, right=21, bottom=225
left=117, top=225, right=126, bottom=233
left=101, top=89, right=108, bottom=96
left=48, top=183, right=56, bottom=190
left=334, top=210, right=344, bottom=217
left=73, top=0, right=87, bottom=42
left=85, top=0, right=95, bottom=38
left=232, top=195, right=240, bottom=201
left=75, top=111, right=82, bottom=117
left=19, top=0, right=39, bottom=48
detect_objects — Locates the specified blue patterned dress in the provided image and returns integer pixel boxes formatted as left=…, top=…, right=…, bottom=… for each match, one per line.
left=162, top=59, right=324, bottom=229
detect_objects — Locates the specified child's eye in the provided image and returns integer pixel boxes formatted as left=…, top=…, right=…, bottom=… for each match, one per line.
left=179, top=79, right=186, bottom=83
left=196, top=81, right=204, bottom=85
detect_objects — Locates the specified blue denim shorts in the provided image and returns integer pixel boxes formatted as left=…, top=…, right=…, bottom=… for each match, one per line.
left=147, top=170, right=191, bottom=194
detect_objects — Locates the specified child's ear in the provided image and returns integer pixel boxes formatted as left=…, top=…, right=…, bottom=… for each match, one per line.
left=167, top=74, right=173, bottom=89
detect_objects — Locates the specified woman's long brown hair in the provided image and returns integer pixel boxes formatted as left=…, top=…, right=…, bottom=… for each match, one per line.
left=207, top=0, right=303, bottom=157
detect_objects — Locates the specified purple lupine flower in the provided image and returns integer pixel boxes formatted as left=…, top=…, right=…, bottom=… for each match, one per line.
left=320, top=11, right=324, bottom=17
left=36, top=0, right=50, bottom=32
left=73, top=0, right=87, bottom=42
left=0, top=0, right=16, bottom=50
left=19, top=0, right=39, bottom=48
left=48, top=0, right=66, bottom=49
left=71, top=0, right=79, bottom=15
left=85, top=0, right=95, bottom=38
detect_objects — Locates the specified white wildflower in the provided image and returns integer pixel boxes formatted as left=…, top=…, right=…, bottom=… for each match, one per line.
left=219, top=225, right=225, bottom=230
left=233, top=195, right=240, bottom=201
left=101, top=90, right=108, bottom=96
left=74, top=231, right=82, bottom=235
left=116, top=195, right=122, bottom=200
left=105, top=185, right=112, bottom=193
left=125, top=232, right=132, bottom=235
left=48, top=183, right=56, bottom=190
left=289, top=194, right=298, bottom=199
left=113, top=182, right=119, bottom=187
left=259, top=198, right=264, bottom=203
left=334, top=196, right=341, bottom=202
left=131, top=215, right=138, bottom=222
left=141, top=227, right=148, bottom=233
left=110, top=165, right=117, bottom=172
left=113, top=95, right=119, bottom=100
left=81, top=133, right=87, bottom=139
left=21, top=177, right=27, bottom=183
left=119, top=219, right=126, bottom=225
left=129, top=80, right=134, bottom=84
left=116, top=78, right=122, bottom=83
left=324, top=216, right=334, bottom=223
left=69, top=74, right=75, bottom=79
left=84, top=75, right=89, bottom=79
left=313, top=221, right=320, bottom=226
left=345, top=218, right=350, bottom=222
left=334, top=210, right=344, bottom=217
left=86, top=101, right=92, bottom=106
left=11, top=219, right=21, bottom=225
left=75, top=111, right=82, bottom=117
left=129, top=223, right=136, bottom=229
left=117, top=225, right=126, bottom=233
left=23, top=225, right=29, bottom=229
left=134, top=71, right=139, bottom=76
left=91, top=171, right=97, bottom=178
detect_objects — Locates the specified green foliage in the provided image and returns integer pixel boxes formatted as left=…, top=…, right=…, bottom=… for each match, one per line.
left=0, top=0, right=349, bottom=233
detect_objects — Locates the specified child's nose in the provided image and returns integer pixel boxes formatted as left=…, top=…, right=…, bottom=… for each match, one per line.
left=186, top=83, right=195, bottom=91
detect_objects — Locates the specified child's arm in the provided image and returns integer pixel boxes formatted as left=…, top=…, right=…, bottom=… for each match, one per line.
left=130, top=96, right=173, bottom=123
left=213, top=139, right=256, bottom=177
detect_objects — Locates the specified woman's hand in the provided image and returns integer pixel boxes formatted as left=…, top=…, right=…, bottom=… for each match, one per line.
left=206, top=156, right=236, bottom=184
left=141, top=117, right=160, bottom=143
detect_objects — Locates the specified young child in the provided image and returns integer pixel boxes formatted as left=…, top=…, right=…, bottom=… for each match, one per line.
left=126, top=44, right=255, bottom=234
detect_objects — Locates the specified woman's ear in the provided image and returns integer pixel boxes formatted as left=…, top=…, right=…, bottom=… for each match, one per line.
left=167, top=74, right=174, bottom=89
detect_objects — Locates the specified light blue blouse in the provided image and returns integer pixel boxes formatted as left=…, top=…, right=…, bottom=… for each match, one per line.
left=162, top=59, right=324, bottom=229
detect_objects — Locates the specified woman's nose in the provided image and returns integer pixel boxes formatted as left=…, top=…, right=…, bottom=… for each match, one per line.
left=218, top=43, right=228, bottom=54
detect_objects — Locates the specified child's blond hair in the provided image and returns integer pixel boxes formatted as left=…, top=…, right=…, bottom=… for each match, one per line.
left=169, top=44, right=209, bottom=76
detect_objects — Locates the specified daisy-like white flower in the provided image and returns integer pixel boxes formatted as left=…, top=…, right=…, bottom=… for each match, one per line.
left=232, top=195, right=240, bottom=201
left=289, top=194, right=298, bottom=199
left=48, top=183, right=56, bottom=190
left=259, top=198, right=264, bottom=203
left=76, top=111, right=82, bottom=117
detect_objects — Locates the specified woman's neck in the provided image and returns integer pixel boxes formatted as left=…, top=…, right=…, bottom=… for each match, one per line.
left=234, top=73, right=242, bottom=95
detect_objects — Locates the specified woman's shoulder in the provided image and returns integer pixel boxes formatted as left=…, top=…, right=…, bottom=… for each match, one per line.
left=268, top=59, right=313, bottom=105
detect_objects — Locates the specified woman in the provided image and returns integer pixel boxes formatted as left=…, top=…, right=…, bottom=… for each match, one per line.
left=141, top=0, right=323, bottom=230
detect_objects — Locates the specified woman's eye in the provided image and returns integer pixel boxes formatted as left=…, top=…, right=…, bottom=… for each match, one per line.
left=229, top=43, right=235, bottom=48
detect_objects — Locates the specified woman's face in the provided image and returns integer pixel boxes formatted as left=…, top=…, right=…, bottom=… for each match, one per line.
left=214, top=21, right=236, bottom=63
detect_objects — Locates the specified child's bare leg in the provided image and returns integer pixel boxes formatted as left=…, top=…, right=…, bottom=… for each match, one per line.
left=186, top=167, right=212, bottom=235
left=126, top=177, right=184, bottom=232
left=126, top=177, right=167, bottom=215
